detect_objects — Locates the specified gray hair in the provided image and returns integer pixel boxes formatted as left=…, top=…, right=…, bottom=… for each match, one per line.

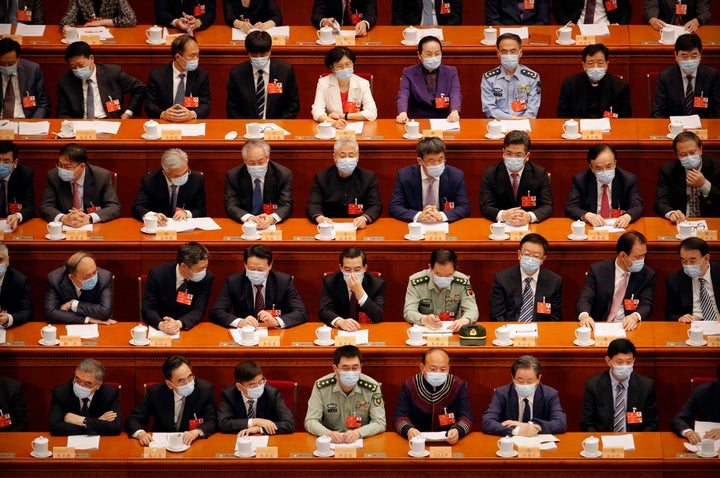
left=242, top=139, right=270, bottom=160
left=333, top=137, right=359, bottom=155
left=161, top=148, right=189, bottom=171
left=0, top=242, right=8, bottom=259
left=511, top=355, right=541, bottom=378
left=76, top=358, right=105, bottom=382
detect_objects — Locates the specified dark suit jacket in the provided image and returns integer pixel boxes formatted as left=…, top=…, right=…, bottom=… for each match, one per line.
left=654, top=155, right=720, bottom=218
left=670, top=380, right=720, bottom=436
left=49, top=380, right=121, bottom=436
left=155, top=0, right=216, bottom=30
left=580, top=370, right=658, bottom=432
left=223, top=0, right=282, bottom=26
left=145, top=63, right=211, bottom=119
left=389, top=164, right=470, bottom=222
left=565, top=167, right=643, bottom=222
left=132, top=169, right=206, bottom=220
left=0, top=0, right=43, bottom=24
left=0, top=266, right=32, bottom=326
left=44, top=266, right=113, bottom=324
left=224, top=161, right=293, bottom=222
left=665, top=262, right=720, bottom=321
left=40, top=164, right=121, bottom=223
left=210, top=270, right=308, bottom=328
left=480, top=161, right=554, bottom=222
left=226, top=60, right=299, bottom=119
left=319, top=271, right=386, bottom=325
left=486, top=0, right=550, bottom=25
left=576, top=258, right=656, bottom=321
left=552, top=0, right=632, bottom=24
left=0, top=376, right=27, bottom=432
left=57, top=63, right=146, bottom=118
left=481, top=382, right=567, bottom=436
left=218, top=384, right=294, bottom=434
left=490, top=266, right=563, bottom=322
left=557, top=72, right=632, bottom=118
left=125, top=379, right=217, bottom=436
left=142, top=262, right=214, bottom=330
left=306, top=166, right=382, bottom=222
left=0, top=59, right=50, bottom=118
left=651, top=64, right=720, bottom=119
left=312, top=0, right=377, bottom=28
left=5, top=162, right=35, bottom=221
left=396, top=63, right=462, bottom=119
left=392, top=0, right=462, bottom=25
left=643, top=0, right=712, bottom=26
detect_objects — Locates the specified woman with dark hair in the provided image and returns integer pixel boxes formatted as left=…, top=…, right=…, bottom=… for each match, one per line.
left=223, top=0, right=282, bottom=32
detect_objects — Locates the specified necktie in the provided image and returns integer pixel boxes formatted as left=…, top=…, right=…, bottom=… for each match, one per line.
left=254, top=284, right=264, bottom=317
left=687, top=185, right=700, bottom=217
left=698, top=277, right=716, bottom=321
left=345, top=0, right=352, bottom=24
left=607, top=272, right=629, bottom=322
left=2, top=75, right=14, bottom=118
left=174, top=73, right=185, bottom=106
left=600, top=184, right=611, bottom=218
left=256, top=70, right=265, bottom=119
left=8, top=0, right=17, bottom=24
left=349, top=291, right=358, bottom=320
left=584, top=0, right=595, bottom=24
left=80, top=398, right=90, bottom=417
left=0, top=180, right=6, bottom=216
left=72, top=181, right=81, bottom=210
left=175, top=396, right=185, bottom=431
left=425, top=177, right=436, bottom=207
left=170, top=184, right=178, bottom=214
left=613, top=382, right=625, bottom=432
left=517, top=1, right=525, bottom=21
left=85, top=79, right=95, bottom=119
left=511, top=173, right=519, bottom=199
left=684, top=75, right=694, bottom=115
left=519, top=277, right=534, bottom=323
left=251, top=178, right=262, bottom=216
left=522, top=398, right=531, bottom=422
left=247, top=399, right=255, bottom=419
left=421, top=0, right=434, bottom=26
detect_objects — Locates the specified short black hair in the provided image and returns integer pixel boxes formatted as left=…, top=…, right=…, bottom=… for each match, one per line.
left=177, top=242, right=209, bottom=267
left=324, top=46, right=356, bottom=69
left=679, top=237, right=710, bottom=256
left=65, top=41, right=92, bottom=61
left=333, top=345, right=362, bottom=365
left=422, top=347, right=449, bottom=365
left=162, top=355, right=191, bottom=380
left=418, top=35, right=442, bottom=54
left=0, top=38, right=21, bottom=57
left=496, top=33, right=522, bottom=49
left=339, top=247, right=366, bottom=266
left=520, top=233, right=548, bottom=255
left=234, top=360, right=263, bottom=383
left=245, top=30, right=272, bottom=54
left=587, top=143, right=616, bottom=164
left=0, top=140, right=18, bottom=159
left=171, top=34, right=198, bottom=58
left=430, top=248, right=457, bottom=269
left=511, top=355, right=541, bottom=377
left=582, top=43, right=609, bottom=62
left=616, top=231, right=646, bottom=255
left=244, top=244, right=273, bottom=265
left=60, top=143, right=88, bottom=164
left=673, top=131, right=702, bottom=153
left=607, top=338, right=636, bottom=359
left=675, top=32, right=702, bottom=53
left=416, top=137, right=446, bottom=159
left=503, top=130, right=530, bottom=153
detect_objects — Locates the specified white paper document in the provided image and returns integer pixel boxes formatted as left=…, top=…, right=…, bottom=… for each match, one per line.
left=76, top=27, right=114, bottom=40
left=420, top=431, right=449, bottom=442
left=594, top=223, right=625, bottom=233
left=71, top=121, right=121, bottom=135
left=512, top=435, right=560, bottom=448
left=0, top=121, right=19, bottom=133
left=688, top=321, right=720, bottom=335
left=331, top=438, right=363, bottom=449
left=670, top=115, right=702, bottom=130
left=578, top=24, right=610, bottom=37
left=18, top=121, right=50, bottom=135
left=149, top=326, right=180, bottom=340
left=14, top=23, right=45, bottom=36
left=232, top=26, right=290, bottom=40
left=148, top=433, right=172, bottom=447
left=418, top=28, right=443, bottom=40
left=419, top=321, right=454, bottom=335
left=160, top=123, right=206, bottom=137
left=338, top=30, right=356, bottom=38
left=230, top=327, right=268, bottom=344
left=63, top=224, right=94, bottom=232
left=245, top=435, right=269, bottom=450
left=0, top=329, right=6, bottom=344
left=664, top=25, right=690, bottom=43
left=260, top=122, right=291, bottom=136
left=337, top=329, right=369, bottom=345
left=429, top=118, right=460, bottom=131
left=678, top=220, right=708, bottom=231
left=0, top=24, right=11, bottom=35
left=499, top=27, right=529, bottom=39
left=593, top=322, right=627, bottom=338
left=67, top=435, right=100, bottom=450
left=506, top=323, right=538, bottom=338
left=420, top=222, right=449, bottom=234
left=66, top=324, right=99, bottom=339
left=157, top=218, right=221, bottom=232
left=601, top=434, right=635, bottom=450
left=500, top=119, right=531, bottom=132
left=343, top=122, right=364, bottom=134
left=580, top=118, right=611, bottom=132
left=333, top=222, right=358, bottom=232
left=0, top=220, right=13, bottom=233
left=504, top=224, right=529, bottom=232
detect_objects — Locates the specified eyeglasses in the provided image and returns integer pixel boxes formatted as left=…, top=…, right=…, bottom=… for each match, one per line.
left=56, top=161, right=80, bottom=171
left=243, top=378, right=267, bottom=390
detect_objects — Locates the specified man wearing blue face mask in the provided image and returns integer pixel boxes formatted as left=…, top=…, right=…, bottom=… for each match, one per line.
left=44, top=251, right=115, bottom=325
left=655, top=131, right=720, bottom=222
left=581, top=339, right=658, bottom=432
left=306, top=138, right=381, bottom=229
left=49, top=359, right=121, bottom=436
left=0, top=38, right=50, bottom=118
left=577, top=231, right=656, bottom=331
left=482, top=355, right=567, bottom=436
left=652, top=33, right=720, bottom=118
left=305, top=345, right=385, bottom=443
left=666, top=237, right=720, bottom=322
left=0, top=140, right=35, bottom=231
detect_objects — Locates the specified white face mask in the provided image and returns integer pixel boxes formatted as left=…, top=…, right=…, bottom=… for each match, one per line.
left=245, top=383, right=265, bottom=399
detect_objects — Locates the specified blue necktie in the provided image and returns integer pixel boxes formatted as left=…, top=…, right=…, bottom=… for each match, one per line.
left=251, top=178, right=262, bottom=216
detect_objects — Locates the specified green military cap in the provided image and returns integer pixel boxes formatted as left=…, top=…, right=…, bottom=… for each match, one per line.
left=459, top=324, right=486, bottom=346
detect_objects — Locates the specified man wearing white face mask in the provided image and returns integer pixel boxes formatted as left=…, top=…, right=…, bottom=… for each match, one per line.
left=305, top=345, right=385, bottom=443
left=482, top=355, right=567, bottom=437
left=49, top=359, right=121, bottom=436
left=394, top=348, right=473, bottom=445
left=581, top=339, right=658, bottom=432
left=666, top=237, right=720, bottom=322
left=655, top=131, right=720, bottom=222
left=577, top=231, right=656, bottom=331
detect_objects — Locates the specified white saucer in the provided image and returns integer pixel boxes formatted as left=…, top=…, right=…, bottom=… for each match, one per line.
left=401, top=40, right=417, bottom=46
left=239, top=339, right=259, bottom=347
left=555, top=39, right=576, bottom=45
left=492, top=339, right=513, bottom=347
left=489, top=234, right=509, bottom=241
left=697, top=450, right=719, bottom=458
left=485, top=133, right=505, bottom=139
left=241, top=235, right=261, bottom=241
left=406, top=339, right=428, bottom=346
left=130, top=338, right=151, bottom=346
left=686, top=339, right=707, bottom=346
left=167, top=444, right=190, bottom=453
left=60, top=39, right=77, bottom=44
left=573, top=339, right=595, bottom=346
left=314, top=339, right=335, bottom=346
left=666, top=133, right=678, bottom=139
left=146, top=39, right=165, bottom=45
left=408, top=449, right=430, bottom=457
left=313, top=449, right=335, bottom=457
left=46, top=234, right=66, bottom=240
left=562, top=133, right=582, bottom=140
left=30, top=450, right=53, bottom=458
left=244, top=133, right=264, bottom=140
left=480, top=39, right=495, bottom=46
left=141, top=133, right=161, bottom=140
left=580, top=450, right=602, bottom=458
left=658, top=39, right=675, bottom=45
left=141, top=227, right=157, bottom=234
left=496, top=450, right=518, bottom=457
left=55, top=133, right=75, bottom=139
left=403, top=133, right=423, bottom=140
left=39, top=338, right=60, bottom=346
left=234, top=450, right=257, bottom=458
left=315, top=234, right=336, bottom=240
left=404, top=234, right=425, bottom=241
left=567, top=234, right=588, bottom=241
left=315, top=133, right=336, bottom=140
left=676, top=234, right=692, bottom=240
left=316, top=39, right=335, bottom=45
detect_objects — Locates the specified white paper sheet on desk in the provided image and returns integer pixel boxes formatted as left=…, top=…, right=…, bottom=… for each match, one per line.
left=420, top=222, right=449, bottom=234
left=71, top=121, right=121, bottom=135
left=76, top=27, right=114, bottom=40
left=0, top=220, right=13, bottom=233
left=580, top=118, right=611, bottom=132
left=63, top=224, right=94, bottom=232
left=261, top=123, right=291, bottom=136
left=695, top=421, right=720, bottom=444
left=18, top=121, right=49, bottom=135
left=678, top=220, right=708, bottom=231
left=419, top=28, right=444, bottom=40
left=148, top=433, right=172, bottom=447
left=601, top=434, right=635, bottom=450
left=688, top=321, right=720, bottom=335
left=337, top=329, right=369, bottom=345
left=593, top=225, right=625, bottom=234
left=232, top=26, right=290, bottom=41
left=500, top=119, right=531, bottom=133
left=670, top=114, right=702, bottom=130
left=243, top=435, right=269, bottom=451
left=159, top=123, right=206, bottom=137
left=499, top=27, right=528, bottom=39
left=331, top=438, right=363, bottom=449
left=512, top=435, right=559, bottom=448
left=67, top=435, right=100, bottom=450
left=230, top=327, right=268, bottom=344
left=66, top=324, right=99, bottom=339
left=429, top=118, right=460, bottom=131
left=419, top=321, right=454, bottom=335
left=578, top=24, right=610, bottom=37
left=420, top=431, right=449, bottom=442
left=0, top=329, right=5, bottom=344
left=506, top=323, right=538, bottom=338
left=337, top=30, right=356, bottom=38
left=0, top=24, right=11, bottom=35
left=593, top=322, right=626, bottom=338
left=14, top=23, right=44, bottom=36
left=664, top=25, right=689, bottom=42
left=504, top=224, right=529, bottom=232
left=333, top=222, right=357, bottom=232
left=158, top=218, right=221, bottom=232
left=343, top=122, right=364, bottom=134
left=149, top=327, right=179, bottom=340
left=0, top=121, right=19, bottom=134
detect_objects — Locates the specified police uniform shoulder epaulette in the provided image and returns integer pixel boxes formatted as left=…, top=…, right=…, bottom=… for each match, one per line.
left=484, top=67, right=501, bottom=79
left=358, top=379, right=378, bottom=392
left=520, top=68, right=538, bottom=79
left=452, top=276, right=468, bottom=285
left=316, top=377, right=336, bottom=389
left=411, top=275, right=430, bottom=286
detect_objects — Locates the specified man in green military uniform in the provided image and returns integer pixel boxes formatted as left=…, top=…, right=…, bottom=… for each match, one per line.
left=404, top=248, right=479, bottom=332
left=304, top=345, right=386, bottom=443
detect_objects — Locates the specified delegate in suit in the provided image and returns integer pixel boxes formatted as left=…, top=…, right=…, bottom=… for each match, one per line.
left=0, top=38, right=50, bottom=118
left=319, top=247, right=386, bottom=329
left=218, top=360, right=295, bottom=435
left=49, top=359, right=121, bottom=436
left=312, top=0, right=376, bottom=35
left=0, top=141, right=35, bottom=229
left=670, top=362, right=720, bottom=443
left=226, top=30, right=299, bottom=119
left=223, top=0, right=282, bottom=29
left=0, top=0, right=43, bottom=24
left=0, top=242, right=32, bottom=328
left=391, top=0, right=462, bottom=26
left=486, top=0, right=550, bottom=25
left=390, top=137, right=470, bottom=223
left=581, top=339, right=659, bottom=432
left=644, top=0, right=711, bottom=32
left=0, top=376, right=27, bottom=432
left=60, top=0, right=137, bottom=29
left=665, top=237, right=720, bottom=322
left=552, top=0, right=633, bottom=25
left=210, top=244, right=308, bottom=329
left=155, top=0, right=216, bottom=31
left=482, top=355, right=567, bottom=436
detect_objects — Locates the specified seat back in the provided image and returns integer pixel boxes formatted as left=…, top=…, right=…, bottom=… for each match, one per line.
left=111, top=171, right=118, bottom=191
left=138, top=274, right=147, bottom=320
left=646, top=72, right=659, bottom=115
left=690, top=377, right=715, bottom=393
left=267, top=380, right=298, bottom=417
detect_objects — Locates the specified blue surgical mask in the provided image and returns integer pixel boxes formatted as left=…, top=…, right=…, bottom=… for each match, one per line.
left=520, top=256, right=541, bottom=274
left=628, top=258, right=644, bottom=273
left=171, top=172, right=189, bottom=187
left=183, top=59, right=199, bottom=72
left=176, top=380, right=195, bottom=397
left=683, top=264, right=703, bottom=278
left=680, top=154, right=701, bottom=170
left=337, top=158, right=358, bottom=176
left=73, top=381, right=93, bottom=399
left=245, top=383, right=265, bottom=399
left=0, top=163, right=12, bottom=179
left=433, top=275, right=453, bottom=289
left=343, top=272, right=364, bottom=283
left=190, top=269, right=206, bottom=282
left=514, top=382, right=536, bottom=398
left=334, top=67, right=353, bottom=82
left=250, top=56, right=270, bottom=70
left=425, top=372, right=447, bottom=388
left=504, top=156, right=525, bottom=172
left=679, top=59, right=700, bottom=74
left=613, top=364, right=633, bottom=381
left=0, top=263, right=6, bottom=277
left=422, top=56, right=441, bottom=72
left=501, top=54, right=519, bottom=71
left=246, top=269, right=267, bottom=285
left=81, top=274, right=98, bottom=290
left=0, top=64, right=17, bottom=77
left=586, top=67, right=606, bottom=83
left=57, top=167, right=76, bottom=182
left=72, top=67, right=92, bottom=80
left=246, top=164, right=267, bottom=179
left=339, top=370, right=361, bottom=387
left=426, top=164, right=445, bottom=179
left=596, top=168, right=615, bottom=185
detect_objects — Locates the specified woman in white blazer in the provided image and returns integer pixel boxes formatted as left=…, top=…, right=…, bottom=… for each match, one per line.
left=311, top=46, right=377, bottom=129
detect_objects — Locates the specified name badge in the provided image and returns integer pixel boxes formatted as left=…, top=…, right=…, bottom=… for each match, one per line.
left=17, top=9, right=32, bottom=21
left=350, top=12, right=363, bottom=24
left=603, top=110, right=618, bottom=119
left=189, top=417, right=204, bottom=430
left=184, top=96, right=199, bottom=108
left=344, top=102, right=360, bottom=114
left=22, top=95, right=36, bottom=108
left=435, top=96, right=450, bottom=109
left=521, top=195, right=536, bottom=207
left=348, top=203, right=363, bottom=215
left=610, top=208, right=623, bottom=218
left=694, top=96, right=709, bottom=108
left=345, top=415, right=362, bottom=429
left=8, top=202, right=20, bottom=214
left=440, top=2, right=452, bottom=14
left=626, top=410, right=643, bottom=424
left=177, top=290, right=193, bottom=305
left=523, top=0, right=534, bottom=10
left=536, top=302, right=551, bottom=314
left=438, top=311, right=452, bottom=321
left=438, top=412, right=455, bottom=426
left=676, top=3, right=687, bottom=15
left=623, top=298, right=639, bottom=311
left=86, top=205, right=101, bottom=214
left=194, top=4, right=206, bottom=16
left=443, top=201, right=455, bottom=211
left=105, top=98, right=120, bottom=112
left=511, top=99, right=527, bottom=112
left=263, top=203, right=277, bottom=215
left=604, top=0, right=618, bottom=11
left=0, top=412, right=12, bottom=428
left=268, top=81, right=283, bottom=94
left=358, top=312, right=370, bottom=324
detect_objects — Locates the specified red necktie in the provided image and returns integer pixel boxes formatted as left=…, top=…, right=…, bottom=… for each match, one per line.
left=511, top=173, right=519, bottom=199
left=607, top=272, right=628, bottom=321
left=349, top=291, right=358, bottom=320
left=600, top=184, right=610, bottom=218
left=585, top=0, right=595, bottom=24
left=72, top=181, right=81, bottom=210
left=254, top=284, right=265, bottom=317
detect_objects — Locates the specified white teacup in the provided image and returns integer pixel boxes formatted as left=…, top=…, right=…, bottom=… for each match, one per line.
left=143, top=120, right=160, bottom=139
left=495, top=326, right=510, bottom=343
left=242, top=221, right=259, bottom=239
left=241, top=325, right=256, bottom=344
left=236, top=436, right=253, bottom=455
left=131, top=324, right=148, bottom=342
left=556, top=26, right=572, bottom=43
left=65, top=27, right=79, bottom=43
left=317, top=26, right=334, bottom=43
left=316, top=325, right=332, bottom=343
left=484, top=27, right=497, bottom=44
left=61, top=120, right=74, bottom=137
left=575, top=326, right=592, bottom=343
left=660, top=27, right=675, bottom=43
left=405, top=120, right=420, bottom=137
left=487, top=120, right=502, bottom=137
left=408, top=222, right=422, bottom=238
left=699, top=438, right=715, bottom=456
left=407, top=326, right=424, bottom=343
left=410, top=436, right=426, bottom=454
left=47, top=221, right=63, bottom=238
left=146, top=25, right=163, bottom=43
left=316, top=435, right=332, bottom=454
left=571, top=220, right=586, bottom=237
left=246, top=123, right=262, bottom=138
left=563, top=119, right=579, bottom=137
left=41, top=325, right=57, bottom=343
left=403, top=26, right=418, bottom=44
left=582, top=435, right=599, bottom=455
left=677, top=222, right=695, bottom=238
left=668, top=122, right=683, bottom=137
left=167, top=432, right=183, bottom=450
left=497, top=436, right=514, bottom=455
left=687, top=326, right=704, bottom=343
left=490, top=222, right=506, bottom=238
left=32, top=436, right=49, bottom=455
left=317, top=222, right=334, bottom=239
left=143, top=214, right=158, bottom=233
left=317, top=121, right=333, bottom=138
